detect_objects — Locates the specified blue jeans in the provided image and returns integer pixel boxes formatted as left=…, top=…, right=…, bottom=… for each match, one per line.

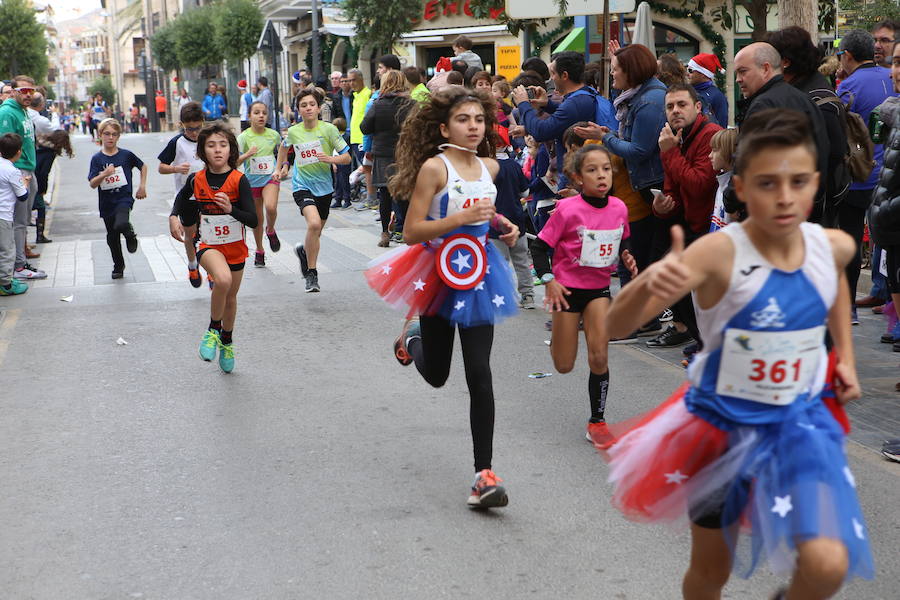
left=871, top=245, right=890, bottom=300
left=617, top=214, right=655, bottom=285
left=334, top=163, right=351, bottom=201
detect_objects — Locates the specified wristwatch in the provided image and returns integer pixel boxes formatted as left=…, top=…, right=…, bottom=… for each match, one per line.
left=541, top=273, right=555, bottom=284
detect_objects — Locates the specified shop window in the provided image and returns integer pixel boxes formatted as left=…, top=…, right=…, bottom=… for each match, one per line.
left=424, top=43, right=494, bottom=76
left=621, top=20, right=699, bottom=62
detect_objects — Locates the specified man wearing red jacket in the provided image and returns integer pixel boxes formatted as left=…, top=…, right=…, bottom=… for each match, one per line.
left=646, top=82, right=722, bottom=350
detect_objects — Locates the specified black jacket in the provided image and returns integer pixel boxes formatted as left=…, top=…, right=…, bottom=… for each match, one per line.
left=331, top=89, right=353, bottom=123
left=741, top=75, right=830, bottom=203
left=792, top=71, right=850, bottom=214
left=869, top=96, right=900, bottom=246
left=359, top=93, right=415, bottom=158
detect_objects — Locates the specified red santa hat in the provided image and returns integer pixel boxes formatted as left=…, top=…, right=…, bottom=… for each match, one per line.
left=687, top=53, right=724, bottom=80
left=435, top=56, right=452, bottom=73
left=237, top=79, right=248, bottom=89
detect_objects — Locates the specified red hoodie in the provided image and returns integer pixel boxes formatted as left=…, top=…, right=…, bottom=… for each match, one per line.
left=658, top=114, right=722, bottom=234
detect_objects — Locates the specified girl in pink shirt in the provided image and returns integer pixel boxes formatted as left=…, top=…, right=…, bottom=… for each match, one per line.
left=532, top=145, right=637, bottom=446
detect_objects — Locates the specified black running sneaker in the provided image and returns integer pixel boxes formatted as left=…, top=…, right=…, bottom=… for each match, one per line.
left=646, top=326, right=693, bottom=347
left=125, top=232, right=139, bottom=253
left=267, top=230, right=281, bottom=252
left=305, top=272, right=320, bottom=292
left=295, top=243, right=308, bottom=276
left=254, top=251, right=265, bottom=267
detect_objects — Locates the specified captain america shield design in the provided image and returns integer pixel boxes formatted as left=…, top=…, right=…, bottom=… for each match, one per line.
left=436, top=234, right=487, bottom=290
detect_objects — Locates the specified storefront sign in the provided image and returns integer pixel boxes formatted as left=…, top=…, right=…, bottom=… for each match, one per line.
left=423, top=0, right=504, bottom=21
left=496, top=46, right=521, bottom=80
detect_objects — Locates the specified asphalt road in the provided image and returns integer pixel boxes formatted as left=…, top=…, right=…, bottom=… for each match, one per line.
left=0, top=132, right=897, bottom=599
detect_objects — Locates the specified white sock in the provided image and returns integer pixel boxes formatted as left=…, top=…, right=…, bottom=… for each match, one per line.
left=188, top=260, right=198, bottom=270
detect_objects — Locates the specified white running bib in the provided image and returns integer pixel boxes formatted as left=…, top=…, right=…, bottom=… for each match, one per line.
left=716, top=325, right=825, bottom=405
left=100, top=166, right=127, bottom=190
left=447, top=181, right=496, bottom=226
left=880, top=250, right=888, bottom=277
left=248, top=155, right=275, bottom=175
left=295, top=140, right=323, bottom=166
left=579, top=226, right=623, bottom=268
left=199, top=214, right=243, bottom=245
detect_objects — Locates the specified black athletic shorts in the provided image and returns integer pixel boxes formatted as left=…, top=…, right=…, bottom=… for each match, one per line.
left=884, top=244, right=900, bottom=294
left=196, top=247, right=246, bottom=271
left=293, top=189, right=333, bottom=221
left=563, top=287, right=611, bottom=313
left=689, top=479, right=750, bottom=529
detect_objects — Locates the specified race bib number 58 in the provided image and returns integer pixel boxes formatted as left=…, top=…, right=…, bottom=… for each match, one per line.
left=199, top=214, right=243, bottom=245
left=716, top=325, right=825, bottom=405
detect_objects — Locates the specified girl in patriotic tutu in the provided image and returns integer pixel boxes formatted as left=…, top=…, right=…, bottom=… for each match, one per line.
left=365, top=86, right=519, bottom=509
left=603, top=109, right=873, bottom=598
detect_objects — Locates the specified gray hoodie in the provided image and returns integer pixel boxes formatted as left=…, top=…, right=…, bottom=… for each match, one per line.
left=455, top=50, right=483, bottom=71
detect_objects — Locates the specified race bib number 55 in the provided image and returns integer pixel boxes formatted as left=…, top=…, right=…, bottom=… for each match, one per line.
left=579, top=226, right=623, bottom=268
left=716, top=325, right=825, bottom=405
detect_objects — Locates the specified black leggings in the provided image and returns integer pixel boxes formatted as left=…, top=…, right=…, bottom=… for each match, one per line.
left=378, top=186, right=393, bottom=233
left=409, top=315, right=495, bottom=472
left=103, top=204, right=133, bottom=269
left=837, top=198, right=867, bottom=305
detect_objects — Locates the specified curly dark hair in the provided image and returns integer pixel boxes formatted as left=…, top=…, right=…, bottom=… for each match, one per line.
left=657, top=53, right=687, bottom=87
left=389, top=86, right=498, bottom=200
left=767, top=26, right=822, bottom=78
left=196, top=123, right=239, bottom=169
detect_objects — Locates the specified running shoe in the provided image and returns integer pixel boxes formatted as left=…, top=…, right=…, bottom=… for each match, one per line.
left=393, top=318, right=420, bottom=366
left=111, top=269, right=124, bottom=279
left=188, top=267, right=202, bottom=288
left=882, top=439, right=900, bottom=462
left=682, top=342, right=700, bottom=357
left=13, top=265, right=47, bottom=279
left=305, top=272, right=320, bottom=293
left=295, top=243, right=309, bottom=276
left=609, top=331, right=638, bottom=344
left=254, top=251, right=265, bottom=268
left=0, top=279, right=28, bottom=295
left=851, top=306, right=860, bottom=326
left=125, top=231, right=139, bottom=253
left=520, top=293, right=535, bottom=309
left=637, top=319, right=662, bottom=337
left=342, top=199, right=352, bottom=209
left=586, top=421, right=614, bottom=448
left=659, top=308, right=674, bottom=322
left=646, top=326, right=692, bottom=347
left=219, top=343, right=235, bottom=373
left=199, top=329, right=221, bottom=362
left=266, top=230, right=281, bottom=252
left=467, top=469, right=508, bottom=509
left=330, top=199, right=341, bottom=209
left=391, top=231, right=403, bottom=243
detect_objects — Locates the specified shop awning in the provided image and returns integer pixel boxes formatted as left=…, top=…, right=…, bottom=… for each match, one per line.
left=553, top=27, right=586, bottom=54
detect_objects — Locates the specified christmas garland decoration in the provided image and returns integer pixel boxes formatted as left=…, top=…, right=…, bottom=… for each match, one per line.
left=645, top=1, right=728, bottom=89
left=531, top=17, right=575, bottom=57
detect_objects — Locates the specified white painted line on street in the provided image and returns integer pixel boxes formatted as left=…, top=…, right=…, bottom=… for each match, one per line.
left=54, top=240, right=76, bottom=287
left=74, top=239, right=94, bottom=286
left=0, top=308, right=21, bottom=368
left=323, top=228, right=392, bottom=261
left=142, top=237, right=177, bottom=282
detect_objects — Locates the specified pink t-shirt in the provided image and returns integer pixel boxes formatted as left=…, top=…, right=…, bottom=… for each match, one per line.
left=538, top=194, right=630, bottom=290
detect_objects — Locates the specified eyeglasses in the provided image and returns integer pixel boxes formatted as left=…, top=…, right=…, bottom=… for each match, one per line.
left=14, top=87, right=35, bottom=94
left=836, top=50, right=846, bottom=57
left=184, top=126, right=202, bottom=133
left=686, top=67, right=695, bottom=73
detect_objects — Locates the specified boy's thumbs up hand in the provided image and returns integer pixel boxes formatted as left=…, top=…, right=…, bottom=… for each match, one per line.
left=645, top=225, right=691, bottom=302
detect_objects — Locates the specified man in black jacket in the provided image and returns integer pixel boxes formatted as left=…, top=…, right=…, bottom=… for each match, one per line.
left=331, top=73, right=353, bottom=124
left=734, top=43, right=830, bottom=210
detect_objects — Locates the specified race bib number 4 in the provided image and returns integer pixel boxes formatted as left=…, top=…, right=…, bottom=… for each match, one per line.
left=295, top=141, right=324, bottom=166
left=716, top=325, right=825, bottom=405
left=447, top=181, right=497, bottom=226
left=579, top=226, right=623, bottom=268
left=249, top=155, right=275, bottom=175
left=100, top=166, right=127, bottom=191
left=199, top=214, right=243, bottom=245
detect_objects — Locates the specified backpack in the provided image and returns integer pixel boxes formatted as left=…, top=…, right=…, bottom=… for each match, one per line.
left=815, top=92, right=876, bottom=183
left=570, top=88, right=619, bottom=130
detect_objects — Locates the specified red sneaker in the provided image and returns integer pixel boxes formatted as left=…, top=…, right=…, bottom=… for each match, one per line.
left=393, top=318, right=419, bottom=366
left=467, top=469, right=508, bottom=509
left=586, top=421, right=614, bottom=449
left=188, top=268, right=202, bottom=288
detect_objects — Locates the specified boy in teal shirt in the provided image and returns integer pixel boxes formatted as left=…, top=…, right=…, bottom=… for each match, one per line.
left=276, top=89, right=351, bottom=292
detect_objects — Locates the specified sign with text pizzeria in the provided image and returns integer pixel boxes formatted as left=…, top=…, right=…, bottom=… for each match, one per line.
left=422, top=0, right=505, bottom=21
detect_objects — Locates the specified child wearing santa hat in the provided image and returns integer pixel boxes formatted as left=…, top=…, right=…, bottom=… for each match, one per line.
left=688, top=53, right=728, bottom=126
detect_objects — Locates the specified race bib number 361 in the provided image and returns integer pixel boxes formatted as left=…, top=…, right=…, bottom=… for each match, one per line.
left=716, top=325, right=825, bottom=405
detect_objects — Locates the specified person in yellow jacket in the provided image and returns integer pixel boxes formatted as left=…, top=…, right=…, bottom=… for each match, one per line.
left=348, top=68, right=373, bottom=205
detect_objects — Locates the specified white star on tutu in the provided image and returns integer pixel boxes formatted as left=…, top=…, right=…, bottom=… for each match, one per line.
left=452, top=251, right=471, bottom=271
left=771, top=495, right=793, bottom=518
left=853, top=518, right=865, bottom=540
left=454, top=300, right=466, bottom=311
left=412, top=279, right=426, bottom=291
left=664, top=470, right=688, bottom=485
left=381, top=265, right=392, bottom=275
left=475, top=281, right=485, bottom=291
left=843, top=466, right=856, bottom=488
left=486, top=264, right=491, bottom=274
left=492, top=294, right=505, bottom=307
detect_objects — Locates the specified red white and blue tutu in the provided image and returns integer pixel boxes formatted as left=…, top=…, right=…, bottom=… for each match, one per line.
left=600, top=378, right=874, bottom=581
left=365, top=226, right=518, bottom=328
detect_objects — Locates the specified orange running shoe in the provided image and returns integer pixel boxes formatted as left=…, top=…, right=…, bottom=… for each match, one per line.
left=586, top=421, right=614, bottom=449
left=393, top=318, right=420, bottom=366
left=188, top=267, right=202, bottom=288
left=467, top=469, right=508, bottom=509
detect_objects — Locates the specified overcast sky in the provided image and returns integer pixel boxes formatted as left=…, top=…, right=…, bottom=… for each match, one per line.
left=48, top=0, right=103, bottom=23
